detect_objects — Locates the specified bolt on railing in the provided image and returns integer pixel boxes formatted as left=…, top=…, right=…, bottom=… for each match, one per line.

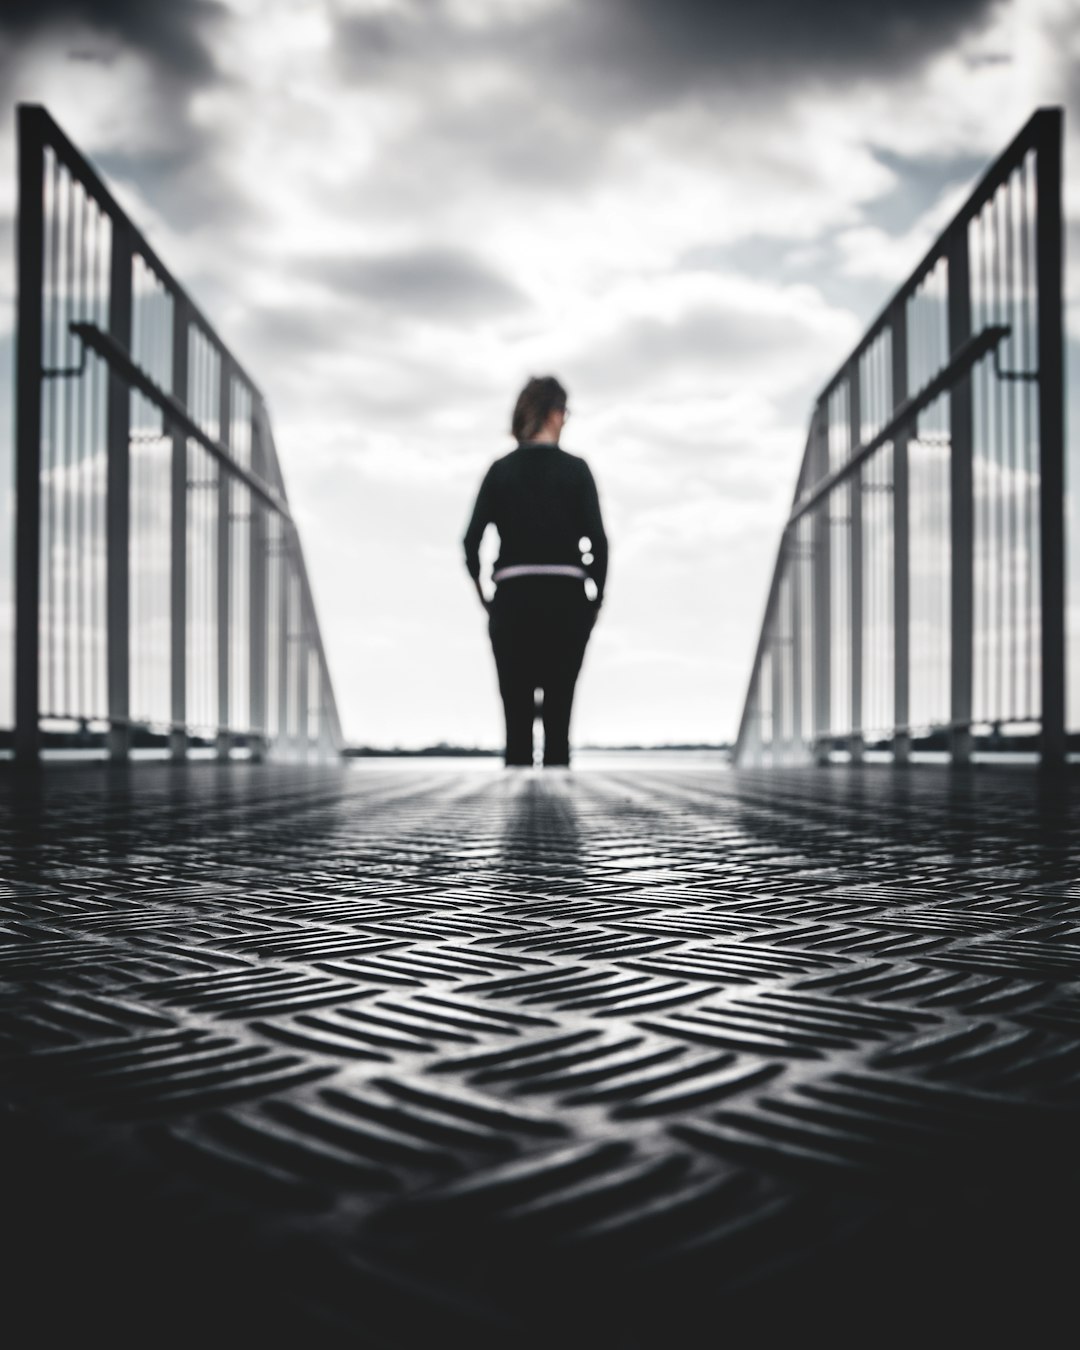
left=735, top=108, right=1065, bottom=768
left=14, top=105, right=342, bottom=764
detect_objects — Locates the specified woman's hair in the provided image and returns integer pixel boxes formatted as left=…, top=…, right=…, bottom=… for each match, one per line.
left=511, top=375, right=568, bottom=443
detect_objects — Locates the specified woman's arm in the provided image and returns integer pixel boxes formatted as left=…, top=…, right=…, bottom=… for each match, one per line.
left=463, top=465, right=496, bottom=608
left=472, top=576, right=490, bottom=612
left=580, top=460, right=608, bottom=606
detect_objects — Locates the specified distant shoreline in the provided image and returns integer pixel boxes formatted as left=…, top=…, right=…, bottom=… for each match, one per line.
left=342, top=744, right=733, bottom=758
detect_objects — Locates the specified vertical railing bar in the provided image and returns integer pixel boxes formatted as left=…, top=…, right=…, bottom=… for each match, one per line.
left=791, top=531, right=803, bottom=756
left=942, top=391, right=950, bottom=727
left=130, top=257, right=139, bottom=724
left=56, top=162, right=67, bottom=715
left=193, top=333, right=201, bottom=735
left=770, top=582, right=780, bottom=758
left=14, top=109, right=46, bottom=761
left=849, top=367, right=863, bottom=761
left=985, top=206, right=995, bottom=724
left=986, top=201, right=998, bottom=724
left=211, top=346, right=218, bottom=739
left=992, top=184, right=1005, bottom=726
left=134, top=265, right=143, bottom=722
left=75, top=187, right=87, bottom=722
left=298, top=616, right=310, bottom=760
left=196, top=335, right=203, bottom=735
left=249, top=404, right=267, bottom=757
left=38, top=148, right=51, bottom=720
left=1000, top=182, right=1010, bottom=719
left=1004, top=172, right=1015, bottom=723
left=106, top=219, right=133, bottom=761
left=985, top=205, right=996, bottom=725
left=217, top=355, right=231, bottom=759
left=201, top=336, right=209, bottom=736
left=81, top=193, right=91, bottom=720
left=75, top=182, right=88, bottom=723
left=206, top=344, right=214, bottom=738
left=268, top=516, right=277, bottom=745
left=278, top=545, right=289, bottom=754
left=90, top=202, right=102, bottom=718
left=1035, top=112, right=1065, bottom=764
left=187, top=330, right=196, bottom=736
left=1019, top=150, right=1034, bottom=718
left=170, top=298, right=189, bottom=760
left=202, top=338, right=210, bottom=735
left=874, top=345, right=885, bottom=739
left=812, top=404, right=830, bottom=761
left=233, top=387, right=239, bottom=728
left=159, top=282, right=169, bottom=726
left=947, top=221, right=974, bottom=764
left=62, top=165, right=77, bottom=718
left=47, top=154, right=63, bottom=718
left=971, top=210, right=983, bottom=724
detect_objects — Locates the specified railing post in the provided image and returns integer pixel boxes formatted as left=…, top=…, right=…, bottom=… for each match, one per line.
left=249, top=406, right=268, bottom=761
left=848, top=367, right=864, bottom=763
left=298, top=632, right=310, bottom=762
left=170, top=299, right=189, bottom=762
left=1035, top=110, right=1066, bottom=768
left=770, top=582, right=783, bottom=763
left=811, top=405, right=831, bottom=764
left=891, top=300, right=911, bottom=764
left=106, top=219, right=133, bottom=763
left=216, top=360, right=231, bottom=760
left=14, top=108, right=45, bottom=766
left=316, top=666, right=327, bottom=761
left=278, top=548, right=291, bottom=756
left=319, top=664, right=333, bottom=761
left=947, top=225, right=975, bottom=765
left=791, top=536, right=803, bottom=758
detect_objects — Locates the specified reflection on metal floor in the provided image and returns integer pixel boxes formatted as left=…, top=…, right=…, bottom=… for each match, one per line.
left=4, top=763, right=1079, bottom=1345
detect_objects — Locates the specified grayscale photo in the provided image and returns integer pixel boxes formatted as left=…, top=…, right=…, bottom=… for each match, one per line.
left=1, top=1, right=1078, bottom=1344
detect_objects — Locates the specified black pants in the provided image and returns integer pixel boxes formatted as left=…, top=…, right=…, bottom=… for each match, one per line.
left=488, top=578, right=595, bottom=767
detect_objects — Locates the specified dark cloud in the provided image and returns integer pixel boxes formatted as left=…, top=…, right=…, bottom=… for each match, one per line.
left=334, top=0, right=1000, bottom=110
left=0, top=0, right=252, bottom=249
left=329, top=0, right=1002, bottom=200
left=307, top=247, right=528, bottom=322
left=584, top=0, right=1001, bottom=86
left=0, top=0, right=222, bottom=82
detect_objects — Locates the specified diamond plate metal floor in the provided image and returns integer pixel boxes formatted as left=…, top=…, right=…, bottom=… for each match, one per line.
left=4, top=762, right=1079, bottom=1345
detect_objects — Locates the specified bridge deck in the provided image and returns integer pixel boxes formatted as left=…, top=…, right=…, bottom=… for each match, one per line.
left=4, top=762, right=1079, bottom=1344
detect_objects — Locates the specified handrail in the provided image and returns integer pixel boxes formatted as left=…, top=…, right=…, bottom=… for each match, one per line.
left=814, top=108, right=1061, bottom=405
left=69, top=323, right=293, bottom=521
left=18, top=103, right=263, bottom=396
left=787, top=326, right=1009, bottom=529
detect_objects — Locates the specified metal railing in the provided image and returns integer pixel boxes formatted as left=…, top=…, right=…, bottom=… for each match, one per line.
left=14, top=105, right=343, bottom=763
left=734, top=108, right=1066, bottom=768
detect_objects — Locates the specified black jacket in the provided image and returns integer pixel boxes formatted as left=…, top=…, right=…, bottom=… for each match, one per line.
left=463, top=441, right=608, bottom=603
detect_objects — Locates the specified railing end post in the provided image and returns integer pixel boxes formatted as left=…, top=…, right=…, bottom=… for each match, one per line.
left=107, top=724, right=131, bottom=764
left=949, top=726, right=973, bottom=766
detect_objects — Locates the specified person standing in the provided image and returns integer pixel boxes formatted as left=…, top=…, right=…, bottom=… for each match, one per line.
left=463, top=376, right=608, bottom=767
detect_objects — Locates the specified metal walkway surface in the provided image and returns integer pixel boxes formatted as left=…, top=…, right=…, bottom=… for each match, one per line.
left=4, top=763, right=1080, bottom=1346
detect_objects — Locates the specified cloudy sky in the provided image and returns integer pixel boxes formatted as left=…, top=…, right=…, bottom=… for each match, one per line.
left=1, top=0, right=1078, bottom=748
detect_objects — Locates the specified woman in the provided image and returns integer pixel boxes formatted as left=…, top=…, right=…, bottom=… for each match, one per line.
left=463, top=376, right=608, bottom=767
